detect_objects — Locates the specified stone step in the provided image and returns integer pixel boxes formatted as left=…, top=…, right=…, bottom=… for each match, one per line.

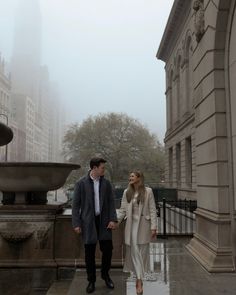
left=66, top=270, right=168, bottom=295
left=46, top=280, right=71, bottom=295
left=67, top=270, right=127, bottom=295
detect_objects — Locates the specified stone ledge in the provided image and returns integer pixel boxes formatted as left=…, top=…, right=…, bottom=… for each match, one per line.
left=195, top=208, right=231, bottom=223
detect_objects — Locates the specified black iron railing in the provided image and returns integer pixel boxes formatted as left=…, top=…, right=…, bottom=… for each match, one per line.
left=156, top=198, right=197, bottom=237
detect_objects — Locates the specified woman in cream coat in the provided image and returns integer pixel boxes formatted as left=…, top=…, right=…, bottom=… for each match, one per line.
left=117, top=171, right=157, bottom=295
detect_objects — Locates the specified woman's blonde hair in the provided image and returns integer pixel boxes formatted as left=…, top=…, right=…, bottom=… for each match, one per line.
left=126, top=170, right=146, bottom=204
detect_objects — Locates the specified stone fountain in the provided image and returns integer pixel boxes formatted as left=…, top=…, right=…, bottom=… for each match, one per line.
left=0, top=162, right=80, bottom=205
left=0, top=123, right=80, bottom=293
left=0, top=122, right=13, bottom=146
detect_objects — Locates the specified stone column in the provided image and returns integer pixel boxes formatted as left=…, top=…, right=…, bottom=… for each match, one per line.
left=187, top=0, right=235, bottom=272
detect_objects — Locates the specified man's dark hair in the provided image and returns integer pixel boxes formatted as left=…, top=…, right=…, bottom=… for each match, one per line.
left=90, top=157, right=107, bottom=169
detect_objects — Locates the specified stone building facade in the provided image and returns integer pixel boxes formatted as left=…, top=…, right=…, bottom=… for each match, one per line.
left=157, top=0, right=236, bottom=272
left=157, top=0, right=197, bottom=201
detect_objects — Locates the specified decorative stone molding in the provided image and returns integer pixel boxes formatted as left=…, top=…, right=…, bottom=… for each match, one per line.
left=157, top=0, right=191, bottom=62
left=193, top=0, right=205, bottom=42
left=0, top=230, right=33, bottom=243
left=181, top=57, right=188, bottom=68
left=35, top=226, right=51, bottom=249
left=165, top=86, right=172, bottom=94
left=172, top=54, right=182, bottom=81
left=181, top=31, right=193, bottom=67
left=168, top=69, right=174, bottom=86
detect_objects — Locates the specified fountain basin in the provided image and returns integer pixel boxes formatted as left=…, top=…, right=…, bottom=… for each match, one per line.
left=0, top=162, right=80, bottom=204
left=0, top=122, right=13, bottom=146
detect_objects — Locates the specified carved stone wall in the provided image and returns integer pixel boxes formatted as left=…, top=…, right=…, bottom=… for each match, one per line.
left=193, top=0, right=205, bottom=42
left=157, top=0, right=236, bottom=272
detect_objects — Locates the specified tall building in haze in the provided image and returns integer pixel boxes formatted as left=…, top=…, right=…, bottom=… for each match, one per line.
left=10, top=0, right=64, bottom=162
left=11, top=0, right=42, bottom=101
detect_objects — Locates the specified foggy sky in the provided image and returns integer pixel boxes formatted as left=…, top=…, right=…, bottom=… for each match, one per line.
left=0, top=0, right=174, bottom=142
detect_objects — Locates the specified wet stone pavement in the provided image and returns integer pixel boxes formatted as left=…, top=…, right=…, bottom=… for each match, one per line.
left=47, top=237, right=236, bottom=295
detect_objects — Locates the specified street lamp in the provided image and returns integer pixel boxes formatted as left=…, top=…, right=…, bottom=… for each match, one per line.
left=0, top=113, right=9, bottom=161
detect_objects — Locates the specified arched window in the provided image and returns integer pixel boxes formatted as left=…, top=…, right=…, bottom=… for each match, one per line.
left=176, top=55, right=181, bottom=120
left=186, top=37, right=193, bottom=113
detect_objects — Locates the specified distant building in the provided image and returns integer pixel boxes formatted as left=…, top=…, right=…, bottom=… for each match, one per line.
left=48, top=84, right=65, bottom=162
left=11, top=0, right=41, bottom=100
left=10, top=0, right=64, bottom=162
left=0, top=55, right=11, bottom=161
left=157, top=0, right=236, bottom=272
left=9, top=122, right=26, bottom=161
left=11, top=94, right=35, bottom=161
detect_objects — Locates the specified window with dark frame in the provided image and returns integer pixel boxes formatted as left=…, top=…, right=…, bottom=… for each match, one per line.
left=169, top=147, right=173, bottom=186
left=185, top=136, right=192, bottom=187
left=176, top=142, right=181, bottom=187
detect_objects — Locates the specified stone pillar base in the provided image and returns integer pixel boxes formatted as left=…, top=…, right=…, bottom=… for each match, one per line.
left=186, top=208, right=235, bottom=273
left=187, top=235, right=234, bottom=272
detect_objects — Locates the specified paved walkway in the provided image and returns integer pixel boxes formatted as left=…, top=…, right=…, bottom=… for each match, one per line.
left=47, top=237, right=236, bottom=295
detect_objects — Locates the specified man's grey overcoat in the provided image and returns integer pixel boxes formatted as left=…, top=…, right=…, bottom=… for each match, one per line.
left=72, top=173, right=117, bottom=244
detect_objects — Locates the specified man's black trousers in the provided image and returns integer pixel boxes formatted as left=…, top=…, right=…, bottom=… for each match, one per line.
left=84, top=215, right=113, bottom=283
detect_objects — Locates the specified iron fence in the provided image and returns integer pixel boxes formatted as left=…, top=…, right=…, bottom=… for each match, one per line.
left=156, top=198, right=197, bottom=237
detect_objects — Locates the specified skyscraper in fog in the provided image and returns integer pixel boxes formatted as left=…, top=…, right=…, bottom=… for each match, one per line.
left=11, top=0, right=42, bottom=100
left=9, top=0, right=64, bottom=162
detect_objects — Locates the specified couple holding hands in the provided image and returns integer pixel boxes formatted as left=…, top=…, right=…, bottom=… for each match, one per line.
left=72, top=157, right=157, bottom=294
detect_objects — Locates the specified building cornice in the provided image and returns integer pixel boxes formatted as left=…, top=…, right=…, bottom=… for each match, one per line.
left=156, top=0, right=191, bottom=62
left=164, top=113, right=195, bottom=143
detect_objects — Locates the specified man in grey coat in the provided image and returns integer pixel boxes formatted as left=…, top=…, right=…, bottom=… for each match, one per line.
left=72, top=157, right=118, bottom=294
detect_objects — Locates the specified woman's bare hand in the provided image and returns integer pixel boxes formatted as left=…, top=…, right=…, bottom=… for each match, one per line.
left=151, top=229, right=157, bottom=239
left=74, top=227, right=81, bottom=234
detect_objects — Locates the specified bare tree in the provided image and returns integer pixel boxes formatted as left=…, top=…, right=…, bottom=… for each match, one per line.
left=63, top=113, right=164, bottom=185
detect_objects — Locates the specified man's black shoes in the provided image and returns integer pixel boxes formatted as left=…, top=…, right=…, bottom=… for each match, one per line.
left=86, top=276, right=114, bottom=293
left=86, top=282, right=95, bottom=293
left=101, top=275, right=114, bottom=289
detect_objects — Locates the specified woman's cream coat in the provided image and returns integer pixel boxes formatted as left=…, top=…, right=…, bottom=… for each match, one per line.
left=117, top=187, right=157, bottom=245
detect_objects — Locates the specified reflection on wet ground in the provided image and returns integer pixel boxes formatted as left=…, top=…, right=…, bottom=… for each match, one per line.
left=47, top=237, right=236, bottom=295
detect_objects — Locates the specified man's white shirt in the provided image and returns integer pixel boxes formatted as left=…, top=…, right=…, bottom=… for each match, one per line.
left=90, top=174, right=100, bottom=216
